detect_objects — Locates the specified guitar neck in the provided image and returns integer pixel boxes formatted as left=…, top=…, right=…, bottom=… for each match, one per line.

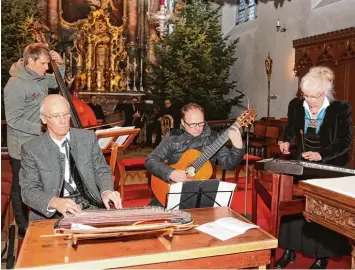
left=191, top=122, right=239, bottom=171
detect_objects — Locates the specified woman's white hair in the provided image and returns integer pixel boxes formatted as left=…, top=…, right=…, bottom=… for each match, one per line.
left=300, top=66, right=335, bottom=101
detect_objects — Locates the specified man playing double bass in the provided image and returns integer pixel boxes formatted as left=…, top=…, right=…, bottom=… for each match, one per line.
left=4, top=43, right=64, bottom=238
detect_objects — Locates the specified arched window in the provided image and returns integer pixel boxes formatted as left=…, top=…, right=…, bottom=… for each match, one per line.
left=236, top=0, right=257, bottom=25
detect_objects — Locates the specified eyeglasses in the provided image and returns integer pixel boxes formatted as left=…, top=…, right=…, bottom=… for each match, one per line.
left=183, top=119, right=205, bottom=128
left=42, top=112, right=71, bottom=121
left=302, top=93, right=324, bottom=101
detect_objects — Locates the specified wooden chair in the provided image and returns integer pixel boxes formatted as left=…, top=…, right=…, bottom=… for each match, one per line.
left=161, top=114, right=174, bottom=138
left=250, top=122, right=266, bottom=141
left=117, top=158, right=150, bottom=201
left=219, top=154, right=262, bottom=184
left=252, top=170, right=305, bottom=268
left=249, top=126, right=279, bottom=158
left=1, top=148, right=16, bottom=269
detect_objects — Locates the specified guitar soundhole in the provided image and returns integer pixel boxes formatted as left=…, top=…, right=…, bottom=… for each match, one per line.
left=186, top=166, right=196, bottom=177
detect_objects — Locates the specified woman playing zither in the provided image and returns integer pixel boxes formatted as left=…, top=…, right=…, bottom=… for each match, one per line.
left=277, top=66, right=352, bottom=269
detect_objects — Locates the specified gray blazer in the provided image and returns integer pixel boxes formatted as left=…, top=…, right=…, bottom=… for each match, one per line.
left=19, top=128, right=114, bottom=221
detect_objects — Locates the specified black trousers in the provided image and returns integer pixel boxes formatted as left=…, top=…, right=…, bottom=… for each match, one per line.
left=10, top=158, right=28, bottom=230
left=146, top=120, right=162, bottom=146
left=279, top=213, right=351, bottom=258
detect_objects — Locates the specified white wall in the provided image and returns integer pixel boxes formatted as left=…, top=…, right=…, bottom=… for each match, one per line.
left=220, top=0, right=355, bottom=119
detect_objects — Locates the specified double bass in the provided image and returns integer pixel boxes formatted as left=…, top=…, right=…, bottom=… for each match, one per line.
left=31, top=21, right=97, bottom=128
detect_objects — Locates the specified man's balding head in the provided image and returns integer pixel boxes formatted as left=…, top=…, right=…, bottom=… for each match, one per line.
left=40, top=95, right=70, bottom=115
left=40, top=95, right=71, bottom=141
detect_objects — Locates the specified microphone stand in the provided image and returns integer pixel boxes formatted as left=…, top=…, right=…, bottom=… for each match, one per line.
left=237, top=90, right=252, bottom=220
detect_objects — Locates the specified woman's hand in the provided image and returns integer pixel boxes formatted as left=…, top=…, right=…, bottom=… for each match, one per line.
left=302, top=151, right=322, bottom=161
left=279, top=142, right=290, bottom=154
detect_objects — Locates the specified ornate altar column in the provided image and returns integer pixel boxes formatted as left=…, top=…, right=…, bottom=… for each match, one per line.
left=111, top=0, right=124, bottom=26
left=48, top=0, right=59, bottom=35
left=147, top=0, right=160, bottom=63
left=127, top=0, right=138, bottom=46
left=37, top=0, right=48, bottom=23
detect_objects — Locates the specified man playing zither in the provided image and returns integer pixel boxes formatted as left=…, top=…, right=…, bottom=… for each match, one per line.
left=20, top=95, right=122, bottom=221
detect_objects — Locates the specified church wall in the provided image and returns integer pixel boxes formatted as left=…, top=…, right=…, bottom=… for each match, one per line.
left=219, top=0, right=355, bottom=119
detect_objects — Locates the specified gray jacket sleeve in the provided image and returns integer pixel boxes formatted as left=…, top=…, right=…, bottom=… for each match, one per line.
left=214, top=145, right=245, bottom=171
left=45, top=64, right=65, bottom=89
left=20, top=144, right=56, bottom=218
left=91, top=132, right=114, bottom=193
left=145, top=138, right=175, bottom=183
left=4, top=79, right=42, bottom=135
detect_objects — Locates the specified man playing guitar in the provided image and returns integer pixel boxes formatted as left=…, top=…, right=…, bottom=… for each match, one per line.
left=145, top=103, right=246, bottom=206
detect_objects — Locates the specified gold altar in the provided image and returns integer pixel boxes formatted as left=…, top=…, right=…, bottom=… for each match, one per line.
left=61, top=8, right=128, bottom=92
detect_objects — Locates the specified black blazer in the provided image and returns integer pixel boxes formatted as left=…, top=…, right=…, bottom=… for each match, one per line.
left=284, top=98, right=352, bottom=166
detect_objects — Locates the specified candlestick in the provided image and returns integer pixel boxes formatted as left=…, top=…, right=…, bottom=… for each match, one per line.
left=133, top=57, right=137, bottom=91
left=139, top=57, right=144, bottom=92
left=126, top=55, right=130, bottom=91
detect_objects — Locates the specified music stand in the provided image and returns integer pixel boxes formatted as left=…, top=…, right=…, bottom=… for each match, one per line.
left=95, top=127, right=140, bottom=154
left=166, top=179, right=236, bottom=210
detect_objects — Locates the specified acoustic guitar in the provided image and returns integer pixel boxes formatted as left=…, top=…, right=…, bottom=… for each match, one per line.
left=151, top=109, right=257, bottom=206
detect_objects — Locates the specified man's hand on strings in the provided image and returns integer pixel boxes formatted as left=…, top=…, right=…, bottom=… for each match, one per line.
left=102, top=191, right=122, bottom=209
left=228, top=127, right=243, bottom=148
left=50, top=51, right=64, bottom=65
left=302, top=151, right=322, bottom=161
left=170, top=170, right=189, bottom=183
left=49, top=197, right=82, bottom=217
left=279, top=142, right=291, bottom=154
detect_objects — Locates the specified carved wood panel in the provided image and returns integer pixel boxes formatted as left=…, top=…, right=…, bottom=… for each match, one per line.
left=293, top=27, right=355, bottom=168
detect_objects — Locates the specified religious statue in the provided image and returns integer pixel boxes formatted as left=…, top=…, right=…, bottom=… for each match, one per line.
left=265, top=52, right=273, bottom=81
left=60, top=8, right=128, bottom=91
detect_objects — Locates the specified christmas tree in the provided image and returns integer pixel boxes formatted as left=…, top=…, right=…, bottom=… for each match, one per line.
left=147, top=0, right=239, bottom=120
left=1, top=0, right=40, bottom=87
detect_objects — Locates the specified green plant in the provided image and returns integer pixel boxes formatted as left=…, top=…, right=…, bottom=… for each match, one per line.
left=146, top=0, right=240, bottom=120
left=1, top=0, right=40, bottom=87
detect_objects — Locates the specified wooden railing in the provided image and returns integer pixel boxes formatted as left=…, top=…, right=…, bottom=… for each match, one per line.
left=207, top=119, right=236, bottom=133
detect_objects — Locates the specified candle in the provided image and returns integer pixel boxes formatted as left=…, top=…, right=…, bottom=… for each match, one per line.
left=140, top=57, right=143, bottom=73
left=134, top=57, right=136, bottom=69
left=277, top=19, right=280, bottom=27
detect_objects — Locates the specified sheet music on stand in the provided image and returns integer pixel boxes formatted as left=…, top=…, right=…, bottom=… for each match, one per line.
left=166, top=179, right=236, bottom=211
left=95, top=126, right=140, bottom=154
left=95, top=126, right=135, bottom=149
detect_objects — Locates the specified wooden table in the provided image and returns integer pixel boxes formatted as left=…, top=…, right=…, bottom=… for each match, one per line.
left=299, top=176, right=355, bottom=269
left=16, top=207, right=277, bottom=269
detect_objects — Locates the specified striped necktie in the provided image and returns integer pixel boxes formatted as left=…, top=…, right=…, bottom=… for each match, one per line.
left=61, top=139, right=73, bottom=184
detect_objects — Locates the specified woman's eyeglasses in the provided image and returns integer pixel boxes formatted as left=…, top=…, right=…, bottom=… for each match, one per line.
left=302, top=93, right=324, bottom=101
left=183, top=119, right=205, bottom=128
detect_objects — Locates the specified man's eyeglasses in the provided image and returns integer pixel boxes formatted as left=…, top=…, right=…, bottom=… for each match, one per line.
left=183, top=119, right=205, bottom=128
left=302, top=93, right=324, bottom=101
left=42, top=112, right=71, bottom=121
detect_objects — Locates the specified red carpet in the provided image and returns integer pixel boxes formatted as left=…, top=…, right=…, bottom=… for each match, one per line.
left=122, top=178, right=351, bottom=269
